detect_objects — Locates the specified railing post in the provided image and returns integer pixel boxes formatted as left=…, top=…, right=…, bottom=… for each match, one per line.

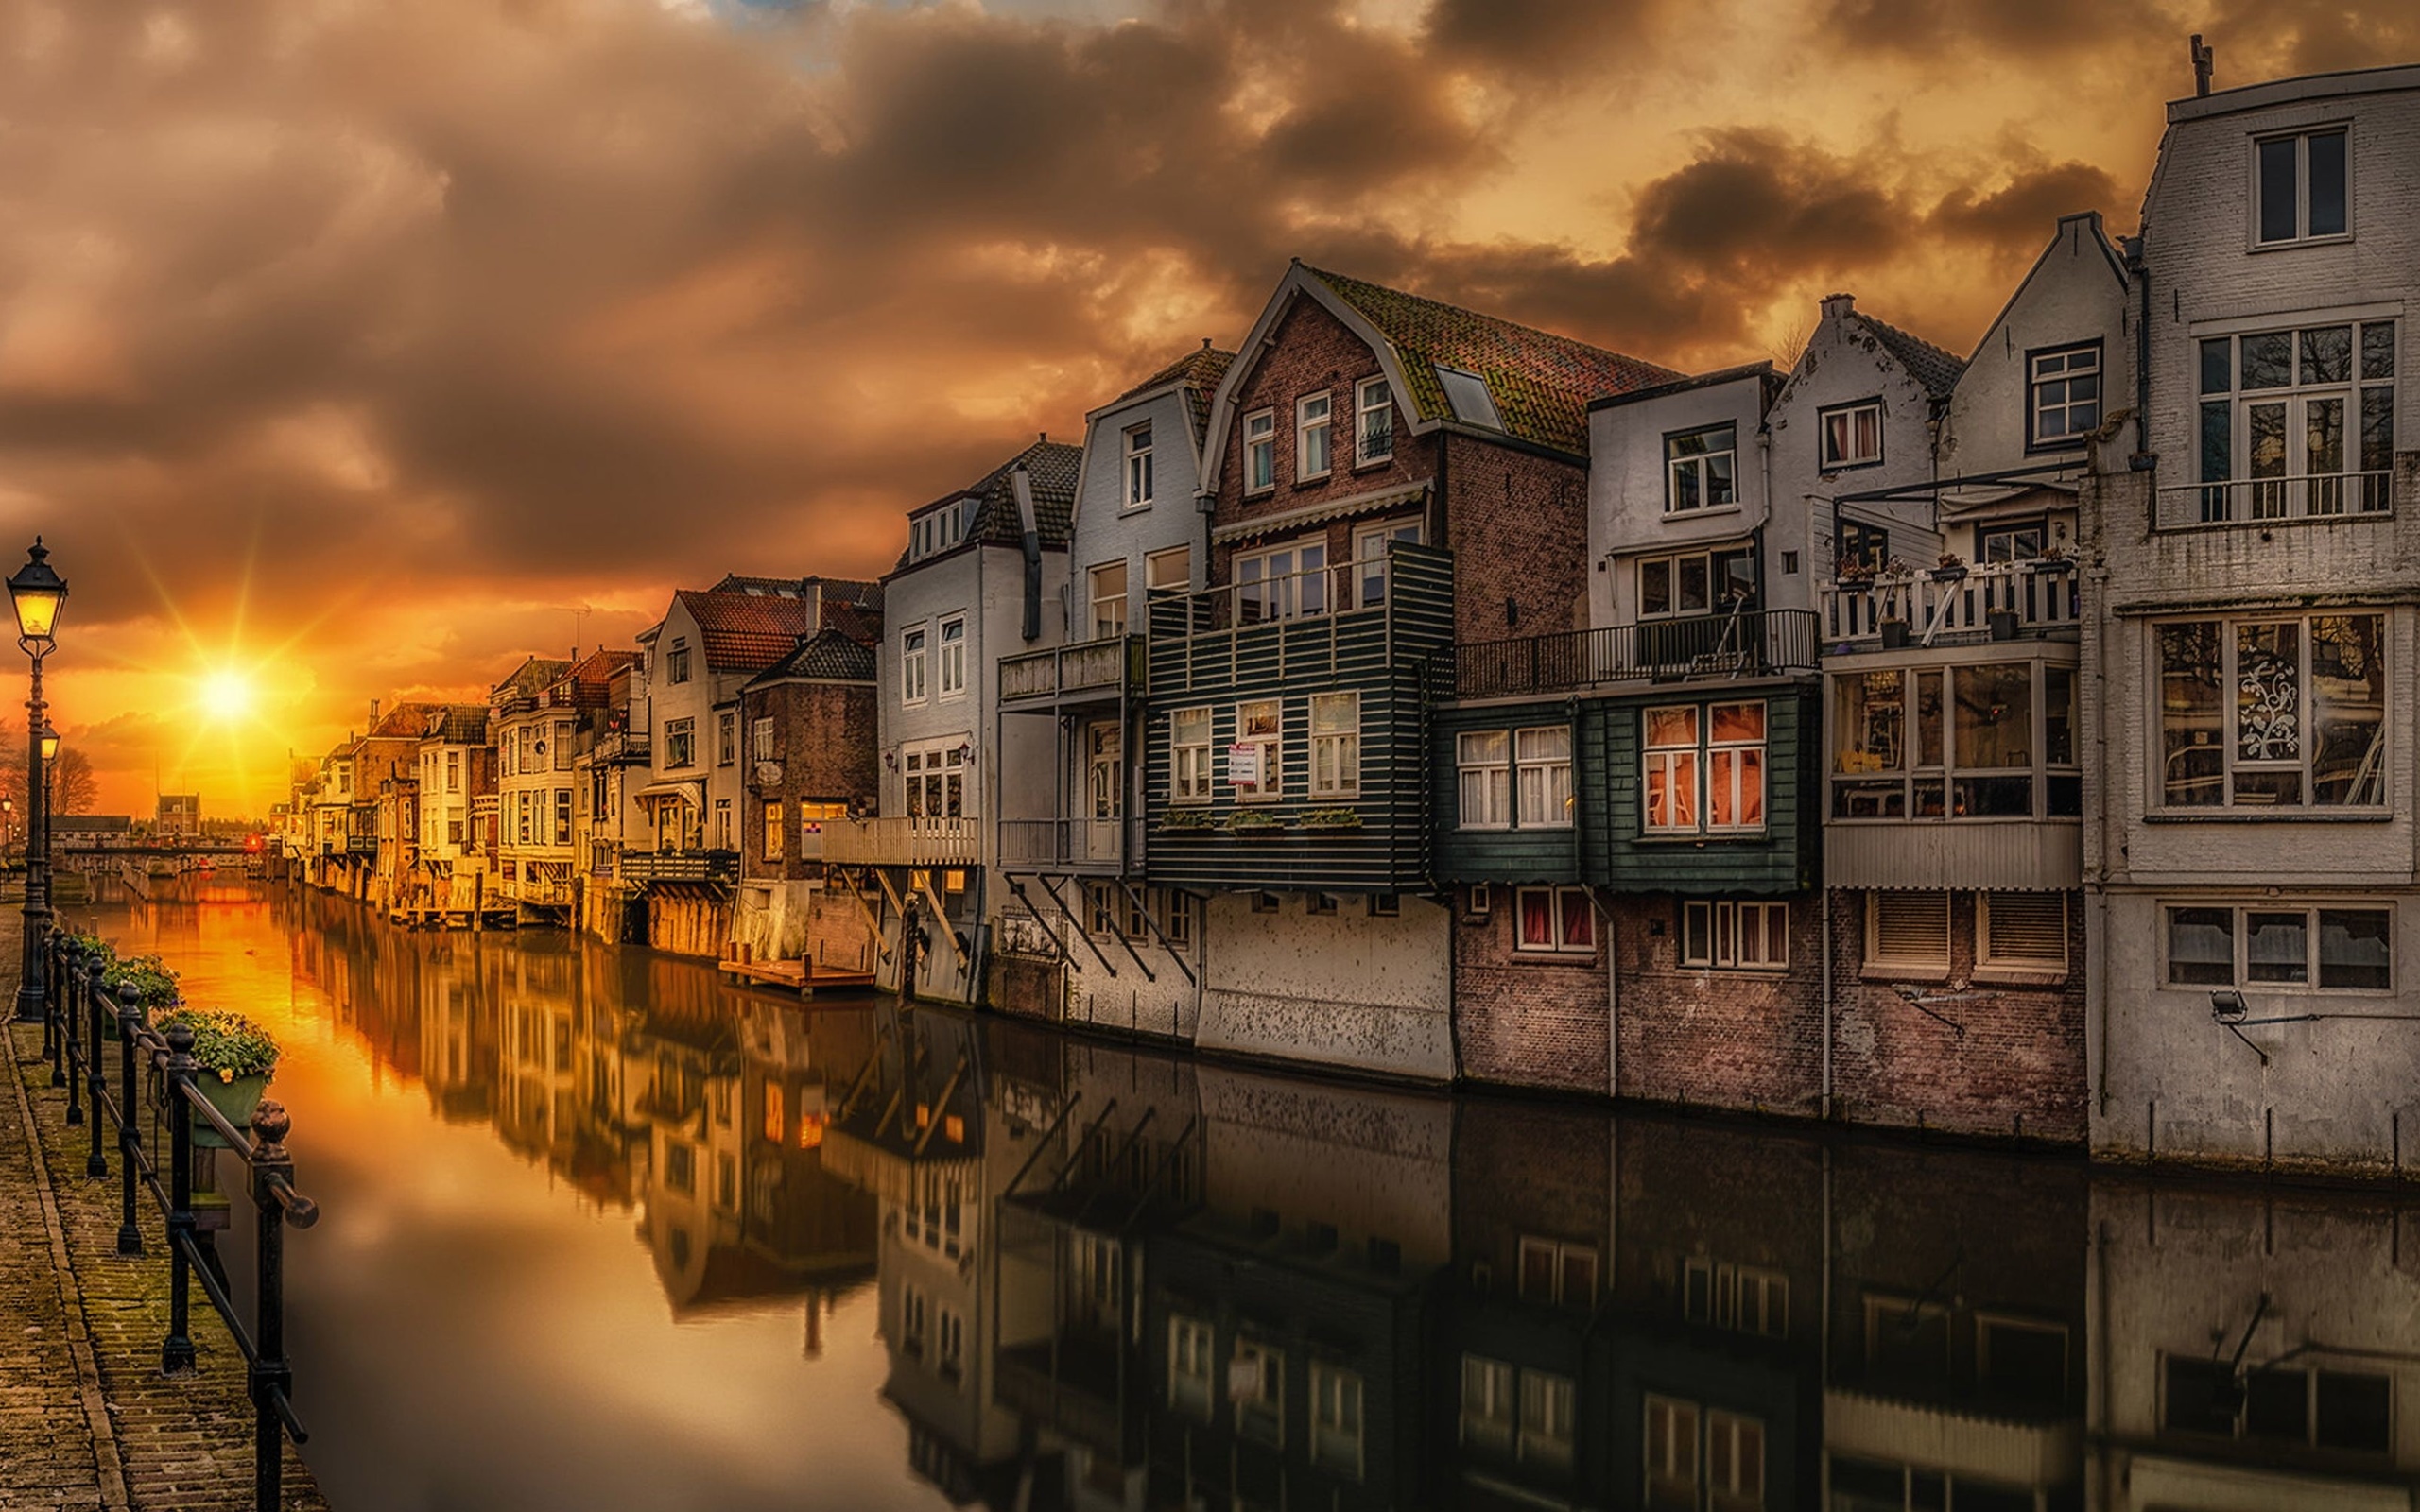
left=113, top=967, right=143, bottom=1256
left=249, top=1101, right=295, bottom=1512
left=85, top=964, right=108, bottom=1178
left=162, top=1022, right=197, bottom=1374
left=46, top=933, right=66, bottom=1087
left=60, top=940, right=82, bottom=1127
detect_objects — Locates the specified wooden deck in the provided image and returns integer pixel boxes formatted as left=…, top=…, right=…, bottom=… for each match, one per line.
left=716, top=954, right=877, bottom=998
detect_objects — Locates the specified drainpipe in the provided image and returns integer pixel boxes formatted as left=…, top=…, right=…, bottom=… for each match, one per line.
left=1013, top=465, right=1043, bottom=644
left=1820, top=879, right=1834, bottom=1120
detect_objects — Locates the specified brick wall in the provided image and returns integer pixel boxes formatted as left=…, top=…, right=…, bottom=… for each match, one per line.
left=1613, top=894, right=1824, bottom=1116
left=1828, top=887, right=2088, bottom=1143
left=740, top=679, right=877, bottom=883
left=1452, top=892, right=1611, bottom=1095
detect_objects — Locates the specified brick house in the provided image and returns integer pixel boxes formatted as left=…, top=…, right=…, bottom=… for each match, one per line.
left=731, top=627, right=881, bottom=973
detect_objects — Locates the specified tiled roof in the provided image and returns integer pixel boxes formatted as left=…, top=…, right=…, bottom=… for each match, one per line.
left=368, top=701, right=443, bottom=741
left=1858, top=314, right=1967, bottom=403
left=551, top=647, right=642, bottom=708
left=1300, top=264, right=1683, bottom=455
left=897, top=438, right=1083, bottom=571
left=819, top=598, right=883, bottom=646
left=491, top=657, right=572, bottom=702
left=674, top=589, right=831, bottom=673
left=425, top=704, right=491, bottom=744
left=747, top=627, right=876, bottom=688
left=708, top=573, right=886, bottom=611
left=1115, top=342, right=1237, bottom=445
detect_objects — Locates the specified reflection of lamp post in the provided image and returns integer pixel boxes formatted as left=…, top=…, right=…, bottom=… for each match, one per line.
left=0, top=796, right=13, bottom=859
left=9, top=539, right=66, bottom=1023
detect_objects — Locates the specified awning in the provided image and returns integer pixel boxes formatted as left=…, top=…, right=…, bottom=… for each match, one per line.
left=633, top=780, right=703, bottom=809
left=1935, top=479, right=2080, bottom=521
left=1210, top=479, right=1430, bottom=544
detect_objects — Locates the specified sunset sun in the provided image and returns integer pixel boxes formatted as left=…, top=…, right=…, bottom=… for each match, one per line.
left=198, top=667, right=258, bottom=721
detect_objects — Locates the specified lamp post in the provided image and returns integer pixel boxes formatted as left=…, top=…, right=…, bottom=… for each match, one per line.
left=9, top=540, right=66, bottom=1023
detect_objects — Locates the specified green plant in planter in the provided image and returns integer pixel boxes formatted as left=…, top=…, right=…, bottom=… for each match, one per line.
left=1225, top=810, right=1287, bottom=833
left=65, top=931, right=113, bottom=964
left=1158, top=809, right=1220, bottom=833
left=1298, top=807, right=1363, bottom=830
left=101, top=954, right=181, bottom=1012
left=156, top=1008, right=282, bottom=1150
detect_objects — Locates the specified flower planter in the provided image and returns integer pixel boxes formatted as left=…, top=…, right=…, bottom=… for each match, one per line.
left=1929, top=565, right=1968, bottom=583
left=190, top=1073, right=268, bottom=1150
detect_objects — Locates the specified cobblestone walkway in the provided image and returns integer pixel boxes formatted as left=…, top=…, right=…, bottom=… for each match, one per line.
left=0, top=1006, right=327, bottom=1510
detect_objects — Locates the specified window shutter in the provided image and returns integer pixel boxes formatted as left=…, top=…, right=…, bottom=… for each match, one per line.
left=1983, top=893, right=2066, bottom=967
left=1873, top=891, right=1950, bottom=965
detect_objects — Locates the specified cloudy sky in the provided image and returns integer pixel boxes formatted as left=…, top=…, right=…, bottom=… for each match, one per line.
left=6, top=0, right=2417, bottom=816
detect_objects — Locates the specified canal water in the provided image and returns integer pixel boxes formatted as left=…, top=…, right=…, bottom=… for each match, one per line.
left=67, top=884, right=2420, bottom=1510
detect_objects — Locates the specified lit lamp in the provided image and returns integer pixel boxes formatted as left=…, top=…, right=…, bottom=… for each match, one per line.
left=9, top=538, right=66, bottom=1024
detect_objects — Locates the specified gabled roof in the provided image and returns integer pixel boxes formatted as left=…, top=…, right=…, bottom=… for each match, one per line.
left=548, top=647, right=643, bottom=709
left=1298, top=263, right=1682, bottom=455
left=424, top=704, right=491, bottom=744
left=1857, top=313, right=1966, bottom=404
left=818, top=598, right=882, bottom=646
left=1110, top=341, right=1237, bottom=445
left=491, top=657, right=572, bottom=703
left=1589, top=361, right=1781, bottom=413
left=745, top=627, right=877, bottom=689
left=364, top=701, right=443, bottom=744
left=708, top=573, right=886, bottom=612
left=673, top=590, right=830, bottom=673
left=895, top=438, right=1083, bottom=572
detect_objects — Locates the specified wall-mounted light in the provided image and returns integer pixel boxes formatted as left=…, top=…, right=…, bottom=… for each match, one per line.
left=2209, top=988, right=2248, bottom=1023
left=883, top=750, right=898, bottom=772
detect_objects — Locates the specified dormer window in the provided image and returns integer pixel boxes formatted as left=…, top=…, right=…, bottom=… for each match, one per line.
left=2256, top=128, right=2348, bottom=246
left=1820, top=400, right=1883, bottom=470
left=1125, top=422, right=1154, bottom=507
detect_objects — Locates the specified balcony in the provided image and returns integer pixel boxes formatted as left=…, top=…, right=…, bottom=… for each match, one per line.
left=1454, top=609, right=1819, bottom=700
left=998, top=635, right=1143, bottom=708
left=821, top=816, right=979, bottom=868
left=587, top=729, right=650, bottom=765
left=1820, top=562, right=2079, bottom=648
left=2154, top=471, right=2392, bottom=531
left=345, top=834, right=380, bottom=857
left=619, top=850, right=739, bottom=885
left=1149, top=541, right=1453, bottom=696
left=997, top=817, right=1139, bottom=874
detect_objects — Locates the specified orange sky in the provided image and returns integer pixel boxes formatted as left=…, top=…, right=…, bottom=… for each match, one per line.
left=6, top=0, right=2417, bottom=818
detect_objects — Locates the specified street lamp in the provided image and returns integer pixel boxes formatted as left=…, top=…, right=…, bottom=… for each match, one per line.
left=9, top=539, right=66, bottom=1024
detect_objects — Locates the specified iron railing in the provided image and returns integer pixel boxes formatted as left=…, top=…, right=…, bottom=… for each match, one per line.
left=1454, top=608, right=1820, bottom=699
left=2153, top=471, right=2393, bottom=530
left=42, top=929, right=320, bottom=1512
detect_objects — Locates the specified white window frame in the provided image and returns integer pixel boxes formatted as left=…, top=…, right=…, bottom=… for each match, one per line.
left=2253, top=126, right=2352, bottom=248
left=717, top=711, right=736, bottom=767
left=1296, top=391, right=1333, bottom=481
left=1233, top=1338, right=1285, bottom=1447
left=1645, top=1395, right=1702, bottom=1507
left=1309, top=1362, right=1365, bottom=1479
left=2162, top=901, right=2394, bottom=993
left=1171, top=706, right=1213, bottom=804
left=2028, top=341, right=2103, bottom=449
left=1235, top=541, right=1327, bottom=624
left=1518, top=1370, right=1575, bottom=1469
left=1642, top=706, right=1698, bottom=833
left=752, top=716, right=775, bottom=763
left=1819, top=398, right=1884, bottom=470
left=1355, top=375, right=1393, bottom=465
left=1146, top=544, right=1191, bottom=593
left=1244, top=408, right=1277, bottom=494
left=1088, top=559, right=1129, bottom=640
left=1978, top=891, right=2068, bottom=972
left=667, top=640, right=691, bottom=684
left=1352, top=518, right=1421, bottom=609
left=1123, top=421, right=1153, bottom=507
left=1514, top=886, right=1596, bottom=956
left=1665, top=421, right=1739, bottom=513
left=1681, top=899, right=1790, bottom=971
left=1637, top=544, right=1757, bottom=620
left=937, top=614, right=967, bottom=699
left=1867, top=890, right=1952, bottom=971
left=2193, top=321, right=2395, bottom=520
left=900, top=627, right=927, bottom=706
left=665, top=717, right=696, bottom=770
left=1309, top=692, right=1359, bottom=799
left=1461, top=1355, right=1516, bottom=1451
left=1515, top=725, right=1574, bottom=829
left=1231, top=699, right=1281, bottom=801
left=1457, top=730, right=1510, bottom=830
left=2152, top=613, right=2387, bottom=811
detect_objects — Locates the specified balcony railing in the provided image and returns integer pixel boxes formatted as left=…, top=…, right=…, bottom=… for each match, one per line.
left=821, top=816, right=980, bottom=868
left=1454, top=608, right=1819, bottom=699
left=997, top=817, right=1137, bottom=873
left=619, top=850, right=739, bottom=885
left=588, top=729, right=649, bottom=765
left=345, top=834, right=379, bottom=857
left=1150, top=541, right=1453, bottom=695
left=2154, top=471, right=2393, bottom=531
left=1820, top=561, right=2080, bottom=646
left=998, top=636, right=1143, bottom=706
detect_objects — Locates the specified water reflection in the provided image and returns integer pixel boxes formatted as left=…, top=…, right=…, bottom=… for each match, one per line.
left=82, top=885, right=2420, bottom=1511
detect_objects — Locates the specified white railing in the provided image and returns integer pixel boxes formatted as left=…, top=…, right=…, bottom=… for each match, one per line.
left=1820, top=561, right=2081, bottom=646
left=2154, top=471, right=2393, bottom=531
left=821, top=816, right=980, bottom=868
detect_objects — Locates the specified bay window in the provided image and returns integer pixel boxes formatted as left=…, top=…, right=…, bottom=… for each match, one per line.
left=1646, top=702, right=1767, bottom=835
left=2156, top=613, right=2384, bottom=810
left=2195, top=318, right=2394, bottom=520
left=2166, top=902, right=2391, bottom=990
left=1831, top=660, right=2078, bottom=820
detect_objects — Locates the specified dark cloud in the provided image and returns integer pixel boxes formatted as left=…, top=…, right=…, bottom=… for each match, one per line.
left=1824, top=0, right=2169, bottom=58
left=1932, top=162, right=2123, bottom=246
left=1422, top=0, right=1662, bottom=81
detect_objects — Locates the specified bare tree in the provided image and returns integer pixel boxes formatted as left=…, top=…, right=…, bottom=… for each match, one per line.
left=1768, top=314, right=1813, bottom=372
left=51, top=748, right=98, bottom=816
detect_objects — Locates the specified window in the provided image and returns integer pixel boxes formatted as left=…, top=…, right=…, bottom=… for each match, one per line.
left=1310, top=1364, right=1365, bottom=1477
left=1310, top=692, right=1359, bottom=798
left=900, top=1285, right=927, bottom=1357
left=1356, top=375, right=1393, bottom=463
left=1639, top=545, right=1756, bottom=618
left=667, top=640, right=691, bottom=683
left=1236, top=540, right=1327, bottom=623
left=2029, top=342, right=2102, bottom=448
left=665, top=717, right=695, bottom=769
left=2165, top=902, right=2391, bottom=990
left=938, top=615, right=966, bottom=697
left=1868, top=891, right=1950, bottom=971
left=1706, top=1411, right=1766, bottom=1512
left=554, top=789, right=572, bottom=846
left=1682, top=900, right=1790, bottom=970
left=664, top=1141, right=696, bottom=1194
left=1437, top=365, right=1502, bottom=427
left=714, top=799, right=732, bottom=850
left=514, top=792, right=532, bottom=846
left=1458, top=731, right=1510, bottom=829
left=717, top=711, right=736, bottom=766
left=1682, top=1259, right=1789, bottom=1336
left=1837, top=518, right=1889, bottom=574
left=1461, top=1355, right=1516, bottom=1451
left=1229, top=699, right=1281, bottom=800
left=1160, top=890, right=1196, bottom=948
left=1666, top=422, right=1738, bottom=512
left=1645, top=1396, right=1701, bottom=1509
left=1979, top=892, right=2066, bottom=971
left=1820, top=398, right=1884, bottom=469
left=1464, top=884, right=1492, bottom=920
left=763, top=802, right=784, bottom=862
left=1519, top=1371, right=1575, bottom=1469
left=903, top=744, right=968, bottom=819
left=1512, top=727, right=1573, bottom=828
left=1832, top=662, right=2080, bottom=820
left=1146, top=544, right=1190, bottom=592
left=1233, top=1339, right=1284, bottom=1446
left=2195, top=319, right=2394, bottom=519
left=1297, top=392, right=1333, bottom=480
left=2163, top=1355, right=2390, bottom=1453
left=1518, top=1237, right=1599, bottom=1306
left=1979, top=519, right=2047, bottom=562
left=445, top=751, right=460, bottom=793
left=900, top=627, right=927, bottom=705
left=1244, top=408, right=1277, bottom=493
left=1171, top=707, right=1213, bottom=803
left=1306, top=892, right=1337, bottom=918
left=1647, top=702, right=1766, bottom=834
left=1089, top=561, right=1128, bottom=639
left=1352, top=518, right=1422, bottom=608
left=936, top=1309, right=964, bottom=1381
left=751, top=716, right=775, bottom=763
left=2256, top=128, right=2349, bottom=245
left=2157, top=614, right=2384, bottom=808
left=1515, top=887, right=1595, bottom=955
left=1124, top=421, right=1153, bottom=507
left=1169, top=1315, right=1215, bottom=1418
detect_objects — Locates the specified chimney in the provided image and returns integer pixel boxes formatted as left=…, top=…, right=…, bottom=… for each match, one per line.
left=2191, top=33, right=2214, bottom=97
left=1820, top=293, right=1856, bottom=321
left=370, top=697, right=381, bottom=727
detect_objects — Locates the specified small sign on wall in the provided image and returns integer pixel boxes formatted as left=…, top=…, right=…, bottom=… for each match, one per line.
left=1226, top=744, right=1260, bottom=787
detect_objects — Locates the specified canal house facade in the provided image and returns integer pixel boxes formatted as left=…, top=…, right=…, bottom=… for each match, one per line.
left=989, top=343, right=1232, bottom=1042
left=412, top=704, right=494, bottom=923
left=488, top=654, right=577, bottom=923
left=834, top=439, right=1080, bottom=1005
left=729, top=627, right=882, bottom=977
left=1147, top=262, right=1678, bottom=1082
left=2088, top=65, right=2420, bottom=1175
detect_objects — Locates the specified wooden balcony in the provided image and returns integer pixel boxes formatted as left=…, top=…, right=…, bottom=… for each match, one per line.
left=998, top=635, right=1143, bottom=708
left=1455, top=608, right=1819, bottom=699
left=821, top=816, right=979, bottom=868
left=619, top=850, right=739, bottom=885
left=1149, top=541, right=1454, bottom=698
left=1819, top=563, right=2079, bottom=648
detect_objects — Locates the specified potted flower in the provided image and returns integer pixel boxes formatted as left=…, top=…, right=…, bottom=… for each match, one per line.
left=1930, top=550, right=1968, bottom=583
left=155, top=1007, right=281, bottom=1149
left=1299, top=807, right=1364, bottom=833
left=1158, top=809, right=1220, bottom=833
left=99, top=954, right=180, bottom=1039
left=1225, top=810, right=1287, bottom=833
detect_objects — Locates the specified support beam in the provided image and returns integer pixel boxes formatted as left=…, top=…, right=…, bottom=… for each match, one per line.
left=1116, top=880, right=1194, bottom=987
left=1034, top=874, right=1117, bottom=978
left=914, top=871, right=965, bottom=964
left=912, top=1052, right=972, bottom=1157
left=1003, top=875, right=1076, bottom=964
